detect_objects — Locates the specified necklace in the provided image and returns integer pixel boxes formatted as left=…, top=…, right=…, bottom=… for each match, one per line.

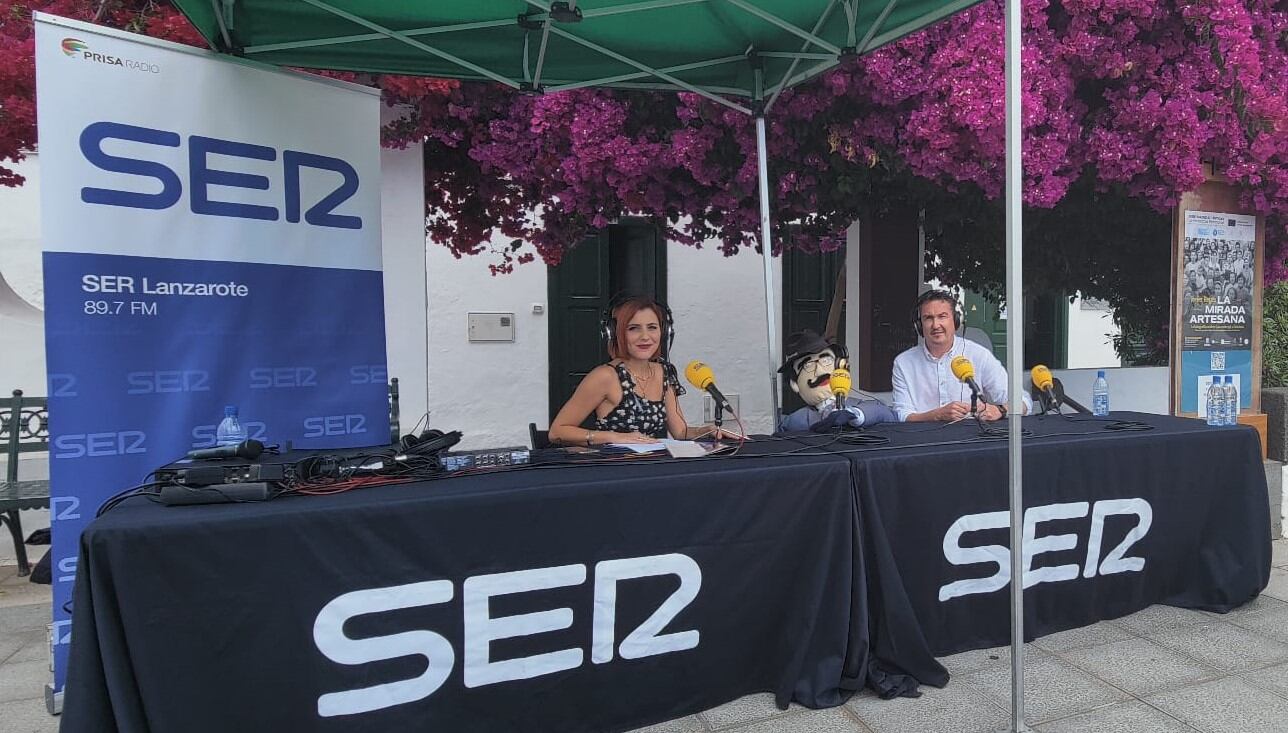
left=627, top=362, right=654, bottom=386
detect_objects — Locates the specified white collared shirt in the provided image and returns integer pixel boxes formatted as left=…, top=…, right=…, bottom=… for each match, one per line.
left=890, top=336, right=1031, bottom=421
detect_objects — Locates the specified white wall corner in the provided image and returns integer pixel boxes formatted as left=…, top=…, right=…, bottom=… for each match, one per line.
left=380, top=140, right=429, bottom=426
left=845, top=219, right=862, bottom=357
left=1281, top=465, right=1287, bottom=539
left=424, top=234, right=550, bottom=450
left=670, top=242, right=781, bottom=435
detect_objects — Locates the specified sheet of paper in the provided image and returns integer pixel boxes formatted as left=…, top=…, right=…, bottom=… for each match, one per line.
left=661, top=439, right=708, bottom=458
left=609, top=442, right=669, bottom=453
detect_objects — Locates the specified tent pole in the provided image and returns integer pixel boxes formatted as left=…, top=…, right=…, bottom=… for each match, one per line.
left=754, top=113, right=782, bottom=429
left=1005, top=0, right=1029, bottom=730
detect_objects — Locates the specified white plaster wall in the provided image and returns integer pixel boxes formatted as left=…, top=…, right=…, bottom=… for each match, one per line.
left=0, top=155, right=48, bottom=397
left=0, top=155, right=43, bottom=309
left=1066, top=296, right=1120, bottom=369
left=1051, top=366, right=1170, bottom=414
left=379, top=141, right=429, bottom=427
left=424, top=241, right=550, bottom=450
left=669, top=244, right=783, bottom=435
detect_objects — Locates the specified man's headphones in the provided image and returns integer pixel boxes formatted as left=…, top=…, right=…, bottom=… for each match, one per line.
left=398, top=428, right=461, bottom=456
left=600, top=293, right=676, bottom=358
left=911, top=289, right=963, bottom=337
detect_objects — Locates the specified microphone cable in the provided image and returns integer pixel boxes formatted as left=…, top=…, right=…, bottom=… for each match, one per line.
left=96, top=473, right=173, bottom=516
left=1054, top=413, right=1154, bottom=432
left=971, top=422, right=1033, bottom=440
left=836, top=431, right=891, bottom=446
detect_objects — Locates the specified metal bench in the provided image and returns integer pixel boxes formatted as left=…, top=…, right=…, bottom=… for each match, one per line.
left=1, top=389, right=50, bottom=576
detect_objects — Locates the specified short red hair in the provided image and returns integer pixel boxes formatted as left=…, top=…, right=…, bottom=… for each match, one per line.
left=608, top=297, right=664, bottom=360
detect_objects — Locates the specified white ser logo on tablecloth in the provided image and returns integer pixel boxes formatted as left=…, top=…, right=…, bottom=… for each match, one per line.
left=939, top=499, right=1152, bottom=602
left=312, top=553, right=702, bottom=717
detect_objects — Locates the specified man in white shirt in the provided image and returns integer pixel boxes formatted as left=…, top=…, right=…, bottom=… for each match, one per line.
left=891, top=290, right=1030, bottom=422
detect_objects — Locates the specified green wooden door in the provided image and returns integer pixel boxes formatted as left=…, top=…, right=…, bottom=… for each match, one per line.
left=547, top=220, right=667, bottom=422
left=782, top=247, right=845, bottom=412
left=960, top=290, right=1068, bottom=369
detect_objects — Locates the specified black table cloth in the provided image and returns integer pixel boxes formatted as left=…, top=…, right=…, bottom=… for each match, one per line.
left=815, top=412, right=1271, bottom=660
left=60, top=443, right=866, bottom=733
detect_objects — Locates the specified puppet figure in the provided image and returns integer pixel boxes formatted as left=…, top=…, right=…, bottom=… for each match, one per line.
left=776, top=329, right=896, bottom=433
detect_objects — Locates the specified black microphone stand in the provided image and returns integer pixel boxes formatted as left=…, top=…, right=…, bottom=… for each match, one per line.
left=966, top=383, right=1005, bottom=437
left=969, top=389, right=988, bottom=432
left=1050, top=380, right=1091, bottom=415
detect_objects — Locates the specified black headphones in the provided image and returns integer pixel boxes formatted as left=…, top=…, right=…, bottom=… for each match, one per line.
left=600, top=293, right=676, bottom=359
left=911, top=289, right=964, bottom=337
left=398, top=428, right=461, bottom=456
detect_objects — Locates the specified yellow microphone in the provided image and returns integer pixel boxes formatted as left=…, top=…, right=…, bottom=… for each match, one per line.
left=950, top=354, right=977, bottom=383
left=950, top=355, right=982, bottom=406
left=830, top=359, right=852, bottom=409
left=685, top=360, right=730, bottom=409
left=1031, top=364, right=1054, bottom=393
left=685, top=360, right=715, bottom=390
left=1031, top=364, right=1059, bottom=413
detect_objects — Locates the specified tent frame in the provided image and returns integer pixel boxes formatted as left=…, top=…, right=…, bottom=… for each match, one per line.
left=1004, top=0, right=1029, bottom=729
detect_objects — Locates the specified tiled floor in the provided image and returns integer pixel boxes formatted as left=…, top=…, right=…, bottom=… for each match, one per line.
left=4, top=540, right=1287, bottom=733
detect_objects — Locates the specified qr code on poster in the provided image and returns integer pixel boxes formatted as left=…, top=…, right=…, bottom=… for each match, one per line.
left=1211, top=352, right=1226, bottom=371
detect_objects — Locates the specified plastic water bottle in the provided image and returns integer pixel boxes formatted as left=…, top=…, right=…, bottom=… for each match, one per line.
left=1224, top=375, right=1239, bottom=426
left=215, top=405, right=247, bottom=446
left=1092, top=370, right=1110, bottom=417
left=1206, top=380, right=1225, bottom=426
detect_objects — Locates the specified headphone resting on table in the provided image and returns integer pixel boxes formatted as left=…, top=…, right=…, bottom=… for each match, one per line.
left=911, top=289, right=964, bottom=338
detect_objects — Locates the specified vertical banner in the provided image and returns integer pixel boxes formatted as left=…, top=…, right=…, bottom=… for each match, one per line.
left=35, top=14, right=388, bottom=694
left=1178, top=211, right=1257, bottom=415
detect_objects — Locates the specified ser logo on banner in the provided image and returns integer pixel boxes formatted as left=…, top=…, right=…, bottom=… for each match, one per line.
left=53, top=430, right=147, bottom=459
left=127, top=369, right=210, bottom=394
left=939, top=499, right=1152, bottom=602
left=349, top=365, right=388, bottom=385
left=79, top=121, right=363, bottom=229
left=250, top=367, right=318, bottom=390
left=312, top=553, right=702, bottom=717
left=304, top=414, right=367, bottom=438
left=191, top=422, right=269, bottom=449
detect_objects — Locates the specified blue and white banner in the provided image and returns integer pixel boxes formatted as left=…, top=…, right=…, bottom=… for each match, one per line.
left=35, top=14, right=388, bottom=691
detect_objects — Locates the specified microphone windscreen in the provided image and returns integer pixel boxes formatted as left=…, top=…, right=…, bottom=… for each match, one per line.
left=830, top=368, right=852, bottom=396
left=238, top=439, right=265, bottom=459
left=1031, top=364, right=1054, bottom=391
left=685, top=360, right=715, bottom=390
left=950, top=355, right=976, bottom=383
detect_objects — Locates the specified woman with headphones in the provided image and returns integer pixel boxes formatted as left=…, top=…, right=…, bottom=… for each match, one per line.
left=548, top=295, right=714, bottom=446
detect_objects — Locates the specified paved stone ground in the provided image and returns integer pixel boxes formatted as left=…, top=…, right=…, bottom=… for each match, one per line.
left=4, top=540, right=1287, bottom=733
